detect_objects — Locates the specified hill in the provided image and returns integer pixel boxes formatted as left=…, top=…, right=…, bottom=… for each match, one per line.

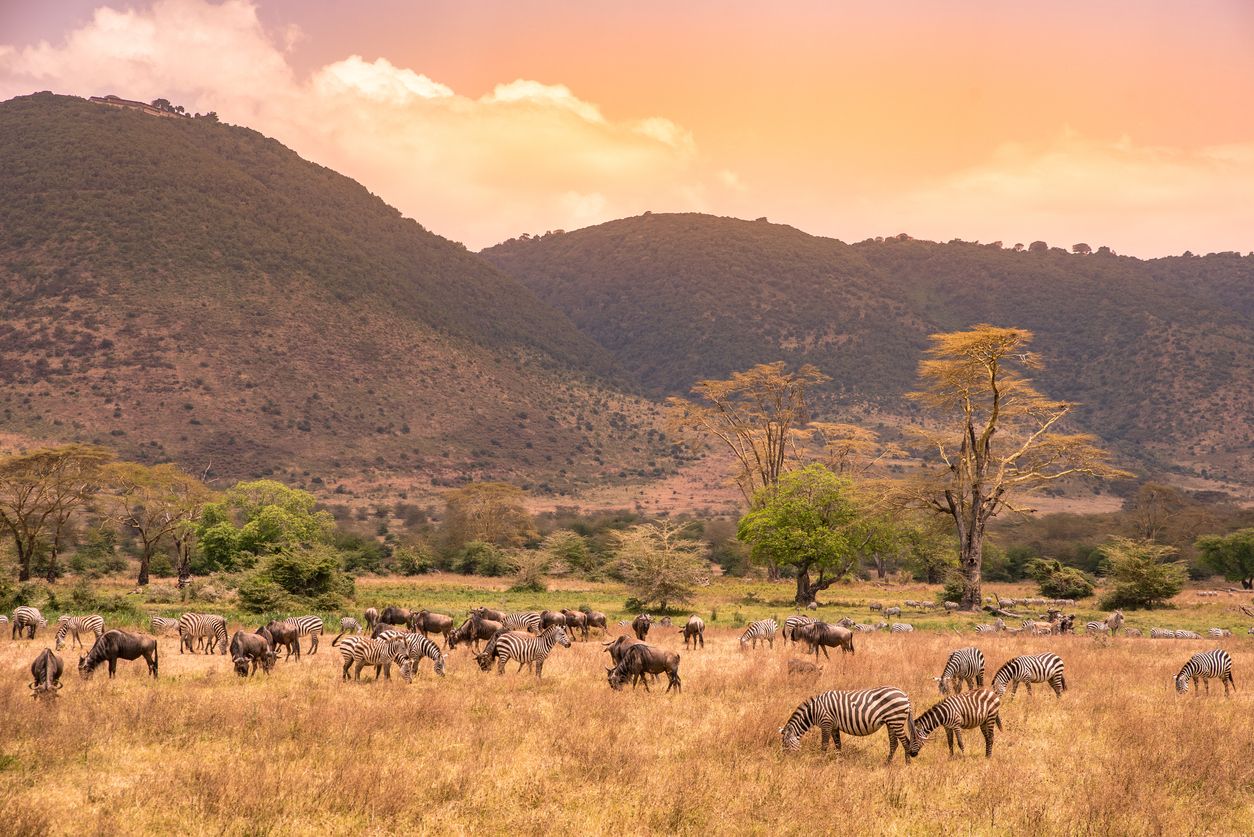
left=0, top=93, right=675, bottom=494
left=482, top=214, right=1254, bottom=488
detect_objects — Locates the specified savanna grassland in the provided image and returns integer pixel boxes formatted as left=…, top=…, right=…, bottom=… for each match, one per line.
left=2, top=577, right=1252, bottom=836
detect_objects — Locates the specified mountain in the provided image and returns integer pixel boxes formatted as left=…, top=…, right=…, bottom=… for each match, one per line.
left=482, top=213, right=1254, bottom=489
left=0, top=93, right=676, bottom=494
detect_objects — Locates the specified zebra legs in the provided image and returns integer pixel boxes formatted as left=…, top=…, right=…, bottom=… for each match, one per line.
left=981, top=723, right=995, bottom=757
left=535, top=660, right=544, bottom=679
left=308, top=634, right=319, bottom=655
left=945, top=728, right=956, bottom=756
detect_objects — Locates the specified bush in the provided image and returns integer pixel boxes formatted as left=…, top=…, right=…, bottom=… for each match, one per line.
left=263, top=544, right=354, bottom=599
left=1098, top=538, right=1187, bottom=609
left=939, top=571, right=967, bottom=604
left=1027, top=559, right=1095, bottom=600
left=393, top=543, right=434, bottom=576
left=0, top=579, right=42, bottom=612
left=144, top=584, right=179, bottom=604
left=337, top=532, right=391, bottom=574
left=238, top=575, right=289, bottom=614
left=452, top=541, right=512, bottom=576
left=69, top=530, right=127, bottom=577
left=148, top=553, right=175, bottom=578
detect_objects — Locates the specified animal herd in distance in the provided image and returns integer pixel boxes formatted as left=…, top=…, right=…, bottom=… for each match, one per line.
left=11, top=603, right=1245, bottom=759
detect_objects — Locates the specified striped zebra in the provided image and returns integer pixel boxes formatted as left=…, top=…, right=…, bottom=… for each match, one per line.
left=740, top=619, right=778, bottom=649
left=178, top=613, right=228, bottom=655
left=10, top=606, right=44, bottom=639
left=393, top=632, right=447, bottom=676
left=991, top=653, right=1066, bottom=698
left=54, top=615, right=105, bottom=650
left=0, top=615, right=6, bottom=629
left=1175, top=650, right=1235, bottom=696
left=502, top=612, right=543, bottom=634
left=479, top=625, right=570, bottom=678
left=1174, top=630, right=1202, bottom=639
left=890, top=623, right=914, bottom=633
left=853, top=623, right=879, bottom=633
left=910, top=689, right=1003, bottom=758
left=783, top=615, right=816, bottom=645
left=1123, top=628, right=1142, bottom=638
left=331, top=617, right=362, bottom=646
left=779, top=687, right=917, bottom=763
left=339, top=636, right=413, bottom=682
left=1207, top=628, right=1232, bottom=639
left=975, top=618, right=1005, bottom=634
left=937, top=647, right=985, bottom=695
left=284, top=616, right=324, bottom=654
left=1150, top=628, right=1174, bottom=638
left=1086, top=611, right=1124, bottom=635
left=150, top=616, right=180, bottom=636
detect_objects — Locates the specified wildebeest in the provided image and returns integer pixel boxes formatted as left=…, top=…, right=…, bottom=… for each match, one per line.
left=30, top=648, right=64, bottom=699
left=541, top=610, right=567, bottom=630
left=562, top=609, right=589, bottom=641
left=470, top=606, right=508, bottom=623
left=795, top=622, right=855, bottom=660
left=584, top=610, right=608, bottom=634
left=681, top=615, right=705, bottom=649
left=379, top=606, right=414, bottom=627
left=632, top=613, right=652, bottom=640
left=607, top=643, right=681, bottom=693
left=412, top=610, right=455, bottom=645
left=449, top=615, right=503, bottom=651
left=261, top=621, right=301, bottom=661
left=603, top=634, right=646, bottom=667
left=79, top=630, right=159, bottom=679
left=230, top=630, right=276, bottom=677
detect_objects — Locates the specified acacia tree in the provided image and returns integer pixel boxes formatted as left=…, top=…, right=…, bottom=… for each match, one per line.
left=669, top=362, right=830, bottom=503
left=905, top=326, right=1126, bottom=609
left=441, top=482, right=534, bottom=550
left=1196, top=528, right=1254, bottom=589
left=0, top=445, right=112, bottom=581
left=614, top=521, right=709, bottom=610
left=102, top=462, right=214, bottom=586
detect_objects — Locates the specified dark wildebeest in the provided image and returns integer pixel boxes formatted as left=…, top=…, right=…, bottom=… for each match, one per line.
left=449, top=616, right=503, bottom=651
left=412, top=610, right=455, bottom=645
left=261, top=621, right=301, bottom=661
left=562, top=609, right=589, bottom=641
left=380, top=606, right=414, bottom=627
left=632, top=613, right=652, bottom=641
left=607, top=643, right=681, bottom=693
left=680, top=615, right=705, bottom=649
left=230, top=630, right=276, bottom=677
left=602, top=635, right=646, bottom=667
left=541, top=610, right=567, bottom=630
left=30, top=648, right=64, bottom=700
left=795, top=622, right=855, bottom=660
left=585, top=610, right=608, bottom=635
left=79, top=630, right=158, bottom=679
left=470, top=606, right=508, bottom=623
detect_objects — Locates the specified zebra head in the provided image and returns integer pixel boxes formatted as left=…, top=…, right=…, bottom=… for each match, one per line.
left=552, top=626, right=571, bottom=648
left=399, top=657, right=415, bottom=684
left=935, top=676, right=951, bottom=696
left=779, top=726, right=803, bottom=752
left=1174, top=673, right=1190, bottom=694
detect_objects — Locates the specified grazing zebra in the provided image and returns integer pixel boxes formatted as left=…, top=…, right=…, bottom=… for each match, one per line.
left=10, top=606, right=44, bottom=639
left=1123, top=628, right=1142, bottom=638
left=331, top=617, right=362, bottom=646
left=937, top=647, right=985, bottom=695
left=502, top=612, right=543, bottom=634
left=740, top=619, right=778, bottom=649
left=54, top=615, right=105, bottom=650
left=1175, top=650, right=1235, bottom=696
left=340, top=637, right=413, bottom=682
left=1086, top=611, right=1124, bottom=635
left=1207, top=628, right=1232, bottom=638
left=284, top=616, right=324, bottom=654
left=910, top=689, right=1003, bottom=758
left=1150, top=628, right=1174, bottom=638
left=178, top=613, right=228, bottom=655
left=150, top=616, right=180, bottom=636
left=783, top=615, right=816, bottom=645
left=393, top=633, right=447, bottom=676
left=1174, top=630, right=1202, bottom=640
left=480, top=625, right=570, bottom=678
left=853, top=623, right=878, bottom=633
left=779, top=687, right=917, bottom=763
left=991, top=653, right=1066, bottom=698
left=890, top=623, right=914, bottom=633
left=975, top=618, right=1005, bottom=634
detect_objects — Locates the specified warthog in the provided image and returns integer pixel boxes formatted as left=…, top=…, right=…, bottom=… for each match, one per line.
left=607, top=643, right=681, bottom=693
left=470, top=606, right=508, bottom=623
left=562, top=609, right=589, bottom=641
left=681, top=615, right=705, bottom=649
left=787, top=658, right=823, bottom=677
left=230, top=630, right=276, bottom=677
left=412, top=610, right=455, bottom=645
left=30, top=648, right=64, bottom=699
left=263, top=621, right=302, bottom=661
left=449, top=616, right=503, bottom=651
left=795, top=622, right=855, bottom=660
left=79, top=630, right=158, bottom=679
left=632, top=613, right=652, bottom=640
left=380, top=606, right=414, bottom=627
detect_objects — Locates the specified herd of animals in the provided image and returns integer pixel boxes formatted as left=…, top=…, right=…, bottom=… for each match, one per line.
left=7, top=599, right=1245, bottom=760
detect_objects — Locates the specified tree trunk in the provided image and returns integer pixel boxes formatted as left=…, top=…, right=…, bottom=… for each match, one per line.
left=16, top=540, right=32, bottom=582
left=137, top=548, right=153, bottom=586
left=794, top=564, right=838, bottom=607
left=959, top=537, right=983, bottom=610
left=873, top=554, right=886, bottom=579
left=766, top=562, right=782, bottom=582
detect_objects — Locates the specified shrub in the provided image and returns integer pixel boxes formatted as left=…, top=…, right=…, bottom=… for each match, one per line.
left=1098, top=538, right=1187, bottom=609
left=238, top=575, right=289, bottom=614
left=148, top=553, right=175, bottom=578
left=69, top=529, right=127, bottom=577
left=144, top=584, right=179, bottom=604
left=393, top=544, right=434, bottom=576
left=452, top=541, right=512, bottom=576
left=1027, top=559, right=1096, bottom=600
left=939, top=571, right=967, bottom=604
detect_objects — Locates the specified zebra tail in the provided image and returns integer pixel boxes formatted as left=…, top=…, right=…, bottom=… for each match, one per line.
left=331, top=631, right=345, bottom=647
left=994, top=714, right=1002, bottom=731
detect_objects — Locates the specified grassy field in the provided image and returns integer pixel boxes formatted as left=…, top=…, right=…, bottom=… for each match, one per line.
left=2, top=577, right=1253, bottom=835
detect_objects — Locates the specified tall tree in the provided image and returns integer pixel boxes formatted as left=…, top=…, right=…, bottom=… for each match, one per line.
left=441, top=482, right=534, bottom=550
left=0, top=445, right=112, bottom=581
left=670, top=362, right=830, bottom=503
left=1196, top=528, right=1254, bottom=589
left=614, top=521, right=709, bottom=610
left=102, top=462, right=214, bottom=586
left=905, top=326, right=1126, bottom=609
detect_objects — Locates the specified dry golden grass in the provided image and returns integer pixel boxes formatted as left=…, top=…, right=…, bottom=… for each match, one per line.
left=2, top=591, right=1252, bottom=835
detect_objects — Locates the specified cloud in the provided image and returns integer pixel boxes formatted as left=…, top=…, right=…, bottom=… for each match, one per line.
left=0, top=0, right=739, bottom=248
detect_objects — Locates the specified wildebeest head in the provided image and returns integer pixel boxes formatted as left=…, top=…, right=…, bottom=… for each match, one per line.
left=606, top=666, right=625, bottom=691
left=77, top=655, right=95, bottom=681
left=232, top=656, right=252, bottom=677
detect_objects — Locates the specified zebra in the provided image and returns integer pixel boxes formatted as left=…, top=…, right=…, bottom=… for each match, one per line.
left=331, top=617, right=362, bottom=646
left=853, top=623, right=878, bottom=633
left=910, top=689, right=1003, bottom=758
left=340, top=637, right=413, bottom=682
left=1086, top=611, right=1124, bottom=635
left=779, top=687, right=917, bottom=763
left=1175, top=650, right=1235, bottom=696
left=740, top=619, right=778, bottom=649
left=284, top=616, right=324, bottom=654
left=1150, top=628, right=1174, bottom=638
left=884, top=606, right=902, bottom=618
left=975, top=618, right=1005, bottom=634
left=150, top=616, right=180, bottom=636
left=178, top=613, right=228, bottom=655
left=890, top=623, right=914, bottom=633
left=11, top=606, right=44, bottom=639
left=363, top=608, right=380, bottom=631
left=782, top=615, right=816, bottom=645
left=1123, top=628, right=1142, bottom=638
left=393, top=632, right=447, bottom=676
left=479, top=625, right=570, bottom=678
left=937, top=647, right=985, bottom=695
left=502, top=612, right=543, bottom=634
left=1174, top=630, right=1202, bottom=639
left=55, top=615, right=105, bottom=650
left=0, top=615, right=6, bottom=628
left=1207, top=628, right=1232, bottom=638
left=991, top=653, right=1066, bottom=698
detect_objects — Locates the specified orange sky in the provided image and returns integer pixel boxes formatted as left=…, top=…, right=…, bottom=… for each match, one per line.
left=3, top=0, right=1253, bottom=254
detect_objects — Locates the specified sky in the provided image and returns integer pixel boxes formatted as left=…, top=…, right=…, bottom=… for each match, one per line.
left=2, top=0, right=1253, bottom=255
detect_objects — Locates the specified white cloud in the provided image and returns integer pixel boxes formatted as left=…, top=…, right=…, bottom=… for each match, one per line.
left=0, top=0, right=734, bottom=248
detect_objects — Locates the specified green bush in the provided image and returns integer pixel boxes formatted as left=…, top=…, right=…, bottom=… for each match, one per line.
left=452, top=541, right=512, bottom=576
left=148, top=553, right=175, bottom=578
left=939, top=571, right=967, bottom=604
left=69, top=530, right=127, bottom=577
left=1027, top=559, right=1095, bottom=599
left=238, top=575, right=289, bottom=614
left=262, top=544, right=355, bottom=600
left=393, top=544, right=434, bottom=576
left=1098, top=538, right=1187, bottom=609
